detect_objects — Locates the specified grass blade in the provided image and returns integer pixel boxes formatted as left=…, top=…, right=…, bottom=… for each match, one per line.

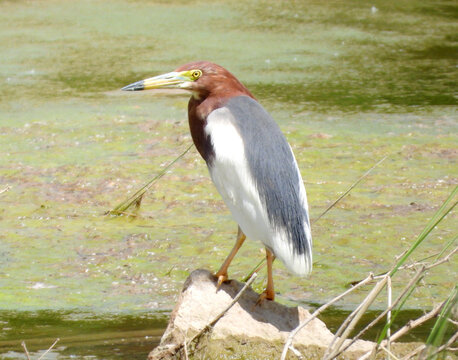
left=421, top=286, right=457, bottom=359
left=389, top=186, right=457, bottom=277
left=108, top=143, right=193, bottom=215
left=313, top=155, right=387, bottom=223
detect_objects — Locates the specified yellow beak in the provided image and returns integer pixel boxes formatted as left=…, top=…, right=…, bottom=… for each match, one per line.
left=121, top=70, right=195, bottom=91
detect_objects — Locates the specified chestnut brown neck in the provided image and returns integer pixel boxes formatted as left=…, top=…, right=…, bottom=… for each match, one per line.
left=187, top=75, right=254, bottom=163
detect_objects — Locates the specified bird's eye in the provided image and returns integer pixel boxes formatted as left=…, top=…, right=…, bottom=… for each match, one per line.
left=191, top=70, right=202, bottom=80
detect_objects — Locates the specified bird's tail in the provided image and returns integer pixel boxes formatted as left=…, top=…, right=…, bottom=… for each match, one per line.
left=270, top=224, right=312, bottom=277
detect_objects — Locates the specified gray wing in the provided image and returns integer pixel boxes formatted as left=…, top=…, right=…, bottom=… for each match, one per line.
left=225, top=96, right=311, bottom=258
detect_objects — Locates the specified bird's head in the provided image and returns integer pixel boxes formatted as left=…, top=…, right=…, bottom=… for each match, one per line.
left=122, top=61, right=252, bottom=100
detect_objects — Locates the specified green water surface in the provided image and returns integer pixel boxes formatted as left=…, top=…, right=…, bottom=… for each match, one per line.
left=0, top=0, right=456, bottom=358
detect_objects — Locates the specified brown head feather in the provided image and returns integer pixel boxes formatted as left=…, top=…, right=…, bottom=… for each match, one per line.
left=175, top=61, right=255, bottom=162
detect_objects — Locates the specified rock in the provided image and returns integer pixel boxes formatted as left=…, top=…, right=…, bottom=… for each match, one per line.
left=148, top=269, right=374, bottom=359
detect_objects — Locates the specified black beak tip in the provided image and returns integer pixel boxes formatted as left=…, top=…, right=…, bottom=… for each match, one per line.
left=121, top=81, right=144, bottom=91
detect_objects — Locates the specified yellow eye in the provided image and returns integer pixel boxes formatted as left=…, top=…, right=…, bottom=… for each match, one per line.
left=191, top=70, right=202, bottom=80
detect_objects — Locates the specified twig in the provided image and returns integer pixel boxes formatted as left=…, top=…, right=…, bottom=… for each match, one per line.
left=336, top=266, right=425, bottom=357
left=184, top=272, right=258, bottom=355
left=425, top=246, right=457, bottom=270
left=324, top=276, right=389, bottom=359
left=380, top=344, right=401, bottom=360
left=401, top=344, right=426, bottom=360
left=387, top=301, right=444, bottom=344
left=399, top=244, right=457, bottom=271
left=358, top=349, right=373, bottom=360
left=0, top=185, right=11, bottom=195
left=280, top=273, right=375, bottom=360
left=288, top=344, right=304, bottom=359
left=38, top=338, right=60, bottom=360
left=21, top=341, right=31, bottom=360
left=313, top=155, right=387, bottom=223
left=183, top=336, right=189, bottom=360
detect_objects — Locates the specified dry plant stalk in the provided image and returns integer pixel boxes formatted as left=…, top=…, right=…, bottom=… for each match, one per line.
left=108, top=143, right=193, bottom=215
left=324, top=276, right=389, bottom=359
left=21, top=341, right=31, bottom=360
left=332, top=247, right=456, bottom=359
left=313, top=156, right=387, bottom=223
left=0, top=185, right=11, bottom=195
left=281, top=242, right=456, bottom=359
left=21, top=338, right=60, bottom=360
left=38, top=338, right=60, bottom=360
left=280, top=273, right=376, bottom=360
left=335, top=266, right=426, bottom=356
left=326, top=190, right=456, bottom=359
left=358, top=301, right=447, bottom=360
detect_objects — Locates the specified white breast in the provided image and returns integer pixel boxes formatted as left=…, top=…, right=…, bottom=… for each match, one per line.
left=204, top=107, right=272, bottom=245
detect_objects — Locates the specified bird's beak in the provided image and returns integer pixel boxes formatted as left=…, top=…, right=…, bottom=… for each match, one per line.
left=121, top=70, right=196, bottom=91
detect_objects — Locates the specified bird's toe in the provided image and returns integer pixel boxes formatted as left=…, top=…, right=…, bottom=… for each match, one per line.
left=254, top=289, right=275, bottom=307
left=215, top=272, right=229, bottom=290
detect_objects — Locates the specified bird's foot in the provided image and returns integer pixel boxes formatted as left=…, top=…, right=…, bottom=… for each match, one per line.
left=215, top=272, right=229, bottom=290
left=254, top=289, right=275, bottom=307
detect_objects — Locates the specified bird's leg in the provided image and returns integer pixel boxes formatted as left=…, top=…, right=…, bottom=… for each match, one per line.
left=215, top=226, right=246, bottom=289
left=256, top=248, right=276, bottom=305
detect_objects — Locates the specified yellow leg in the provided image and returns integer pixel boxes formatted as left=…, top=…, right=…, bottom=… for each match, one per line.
left=256, top=248, right=276, bottom=305
left=215, top=226, right=246, bottom=288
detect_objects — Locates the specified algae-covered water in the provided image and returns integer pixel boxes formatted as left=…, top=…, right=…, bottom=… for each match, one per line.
left=0, top=0, right=456, bottom=358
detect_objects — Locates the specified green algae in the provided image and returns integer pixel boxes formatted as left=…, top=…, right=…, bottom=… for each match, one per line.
left=0, top=0, right=456, bottom=340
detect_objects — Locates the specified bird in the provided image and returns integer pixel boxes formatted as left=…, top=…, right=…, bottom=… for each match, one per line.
left=122, top=61, right=312, bottom=302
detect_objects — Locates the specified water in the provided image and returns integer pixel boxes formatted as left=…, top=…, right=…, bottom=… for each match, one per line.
left=0, top=310, right=167, bottom=359
left=0, top=308, right=443, bottom=359
left=0, top=0, right=456, bottom=358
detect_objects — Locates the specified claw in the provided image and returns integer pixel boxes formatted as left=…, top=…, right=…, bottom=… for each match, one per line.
left=215, top=272, right=228, bottom=290
left=254, top=289, right=275, bottom=308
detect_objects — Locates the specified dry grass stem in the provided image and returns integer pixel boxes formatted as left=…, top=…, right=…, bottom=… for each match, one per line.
left=0, top=185, right=11, bottom=195
left=400, top=344, right=426, bottom=360
left=280, top=273, right=375, bottom=360
left=324, top=277, right=389, bottom=359
left=21, top=341, right=31, bottom=360
left=357, top=297, right=445, bottom=360
left=108, top=143, right=193, bottom=215
left=425, top=245, right=457, bottom=270
left=380, top=344, right=401, bottom=360
left=387, top=300, right=445, bottom=343
left=288, top=344, right=304, bottom=359
left=336, top=266, right=425, bottom=357
left=38, top=338, right=60, bottom=360
left=399, top=245, right=457, bottom=271
left=313, top=155, right=387, bottom=224
left=183, top=336, right=189, bottom=360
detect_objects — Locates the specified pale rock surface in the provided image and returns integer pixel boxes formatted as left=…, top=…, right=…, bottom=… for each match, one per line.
left=149, top=269, right=374, bottom=359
